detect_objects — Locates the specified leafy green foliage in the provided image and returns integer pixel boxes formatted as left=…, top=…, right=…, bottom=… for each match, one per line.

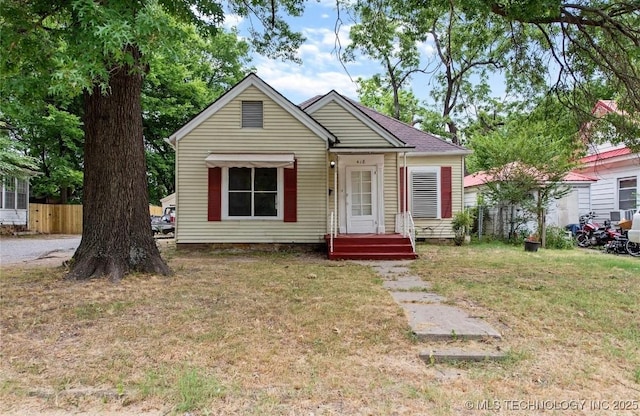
left=1, top=2, right=253, bottom=204
left=467, top=97, right=583, bottom=247
left=0, top=135, right=38, bottom=179
left=544, top=226, right=575, bottom=250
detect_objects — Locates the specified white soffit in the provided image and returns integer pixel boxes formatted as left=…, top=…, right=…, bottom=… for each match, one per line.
left=205, top=153, right=295, bottom=168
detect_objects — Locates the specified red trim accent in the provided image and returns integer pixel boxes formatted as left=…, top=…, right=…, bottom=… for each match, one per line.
left=441, top=166, right=452, bottom=218
left=399, top=166, right=407, bottom=212
left=283, top=160, right=297, bottom=222
left=208, top=167, right=222, bottom=221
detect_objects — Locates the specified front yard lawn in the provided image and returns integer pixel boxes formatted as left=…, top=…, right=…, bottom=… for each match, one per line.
left=1, top=243, right=638, bottom=415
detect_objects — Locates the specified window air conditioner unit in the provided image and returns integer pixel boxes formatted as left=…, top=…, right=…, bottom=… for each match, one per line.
left=610, top=210, right=634, bottom=222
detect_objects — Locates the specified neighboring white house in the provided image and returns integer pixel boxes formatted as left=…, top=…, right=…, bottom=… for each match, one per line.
left=464, top=167, right=596, bottom=237
left=166, top=73, right=472, bottom=258
left=0, top=176, right=30, bottom=226
left=573, top=100, right=639, bottom=223
left=160, top=193, right=175, bottom=212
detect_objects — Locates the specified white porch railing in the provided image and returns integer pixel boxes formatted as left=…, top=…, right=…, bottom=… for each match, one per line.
left=395, top=211, right=416, bottom=252
left=329, top=211, right=335, bottom=253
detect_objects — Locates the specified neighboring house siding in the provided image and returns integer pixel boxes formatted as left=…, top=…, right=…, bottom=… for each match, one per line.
left=588, top=165, right=639, bottom=221
left=407, top=155, right=463, bottom=239
left=546, top=184, right=591, bottom=227
left=0, top=177, right=29, bottom=226
left=308, top=101, right=393, bottom=148
left=465, top=183, right=591, bottom=234
left=0, top=209, right=27, bottom=225
left=176, top=86, right=328, bottom=243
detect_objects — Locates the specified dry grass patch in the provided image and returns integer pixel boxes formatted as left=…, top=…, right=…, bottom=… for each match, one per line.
left=2, top=244, right=639, bottom=415
left=1, top=251, right=435, bottom=415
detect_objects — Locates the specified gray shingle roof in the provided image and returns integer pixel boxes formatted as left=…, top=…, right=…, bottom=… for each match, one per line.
left=300, top=94, right=469, bottom=153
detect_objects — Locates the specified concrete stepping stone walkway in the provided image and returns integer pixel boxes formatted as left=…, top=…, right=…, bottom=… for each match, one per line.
left=356, top=260, right=506, bottom=363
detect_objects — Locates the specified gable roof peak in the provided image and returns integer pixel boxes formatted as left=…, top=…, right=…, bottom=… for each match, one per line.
left=168, top=72, right=336, bottom=145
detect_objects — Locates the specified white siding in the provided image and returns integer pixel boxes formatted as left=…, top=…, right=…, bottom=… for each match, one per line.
left=586, top=165, right=639, bottom=222
left=308, top=102, right=394, bottom=148
left=546, top=184, right=592, bottom=227
left=0, top=209, right=27, bottom=226
left=175, top=86, right=328, bottom=244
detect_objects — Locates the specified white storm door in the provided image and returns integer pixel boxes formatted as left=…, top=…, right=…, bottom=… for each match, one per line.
left=346, top=166, right=378, bottom=233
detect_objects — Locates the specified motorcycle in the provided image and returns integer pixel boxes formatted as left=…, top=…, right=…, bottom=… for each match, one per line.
left=604, top=230, right=640, bottom=257
left=575, top=212, right=616, bottom=247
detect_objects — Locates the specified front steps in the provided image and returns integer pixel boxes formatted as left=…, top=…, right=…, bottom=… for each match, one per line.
left=325, top=233, right=417, bottom=260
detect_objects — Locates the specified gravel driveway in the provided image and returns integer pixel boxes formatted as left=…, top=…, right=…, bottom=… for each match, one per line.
left=0, top=235, right=81, bottom=266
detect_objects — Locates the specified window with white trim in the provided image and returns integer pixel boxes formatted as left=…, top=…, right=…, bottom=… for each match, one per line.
left=410, top=167, right=439, bottom=219
left=3, top=178, right=16, bottom=209
left=242, top=101, right=263, bottom=128
left=619, top=177, right=637, bottom=210
left=224, top=167, right=282, bottom=218
left=16, top=178, right=28, bottom=209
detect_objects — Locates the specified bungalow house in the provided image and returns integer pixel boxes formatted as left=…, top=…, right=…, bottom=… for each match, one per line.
left=166, top=73, right=471, bottom=259
left=572, top=100, right=639, bottom=223
left=0, top=176, right=30, bottom=228
left=464, top=165, right=596, bottom=237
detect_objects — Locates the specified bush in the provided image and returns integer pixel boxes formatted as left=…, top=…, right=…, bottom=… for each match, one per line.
left=545, top=226, right=575, bottom=249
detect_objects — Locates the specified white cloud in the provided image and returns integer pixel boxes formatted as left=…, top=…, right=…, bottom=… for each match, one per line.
left=255, top=58, right=363, bottom=103
left=223, top=13, right=245, bottom=30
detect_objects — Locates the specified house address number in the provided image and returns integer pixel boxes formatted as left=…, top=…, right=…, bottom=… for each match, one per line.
left=355, top=159, right=367, bottom=164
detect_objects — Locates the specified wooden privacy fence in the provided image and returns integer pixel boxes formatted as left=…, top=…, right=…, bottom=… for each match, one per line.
left=29, top=204, right=163, bottom=234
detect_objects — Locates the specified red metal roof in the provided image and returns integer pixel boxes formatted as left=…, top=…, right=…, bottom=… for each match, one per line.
left=580, top=147, right=632, bottom=163
left=464, top=166, right=596, bottom=188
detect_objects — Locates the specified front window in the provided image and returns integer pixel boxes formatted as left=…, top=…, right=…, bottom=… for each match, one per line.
left=619, top=177, right=637, bottom=210
left=227, top=167, right=280, bottom=218
left=16, top=178, right=28, bottom=209
left=3, top=177, right=16, bottom=209
left=410, top=168, right=439, bottom=219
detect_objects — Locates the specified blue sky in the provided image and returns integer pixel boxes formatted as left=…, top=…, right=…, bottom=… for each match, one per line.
left=223, top=1, right=448, bottom=105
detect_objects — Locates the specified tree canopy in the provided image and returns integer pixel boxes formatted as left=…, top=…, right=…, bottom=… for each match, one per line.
left=1, top=0, right=303, bottom=280
left=345, top=0, right=640, bottom=148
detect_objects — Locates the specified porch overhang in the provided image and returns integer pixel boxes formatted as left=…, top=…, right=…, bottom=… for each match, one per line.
left=329, top=147, right=414, bottom=154
left=205, top=153, right=295, bottom=168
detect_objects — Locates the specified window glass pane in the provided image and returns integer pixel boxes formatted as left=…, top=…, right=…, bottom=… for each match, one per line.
left=4, top=177, right=16, bottom=209
left=16, top=179, right=27, bottom=209
left=361, top=203, right=372, bottom=216
left=228, top=192, right=251, bottom=216
left=254, top=168, right=277, bottom=191
left=254, top=193, right=277, bottom=216
left=619, top=178, right=636, bottom=189
left=229, top=168, right=251, bottom=190
left=619, top=178, right=637, bottom=210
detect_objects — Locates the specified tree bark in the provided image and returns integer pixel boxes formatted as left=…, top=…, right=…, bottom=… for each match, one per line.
left=67, top=46, right=171, bottom=281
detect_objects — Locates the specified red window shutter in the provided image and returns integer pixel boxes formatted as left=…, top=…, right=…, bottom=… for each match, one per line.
left=399, top=167, right=406, bottom=212
left=283, top=160, right=297, bottom=222
left=208, top=167, right=222, bottom=221
left=441, top=166, right=452, bottom=218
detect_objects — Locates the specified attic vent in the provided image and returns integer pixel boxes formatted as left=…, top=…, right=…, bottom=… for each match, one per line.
left=242, top=101, right=263, bottom=128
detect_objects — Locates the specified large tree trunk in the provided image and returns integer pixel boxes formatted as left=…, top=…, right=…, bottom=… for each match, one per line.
left=68, top=46, right=171, bottom=281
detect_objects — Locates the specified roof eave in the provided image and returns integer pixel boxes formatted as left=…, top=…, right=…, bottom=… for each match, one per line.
left=408, top=150, right=473, bottom=156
